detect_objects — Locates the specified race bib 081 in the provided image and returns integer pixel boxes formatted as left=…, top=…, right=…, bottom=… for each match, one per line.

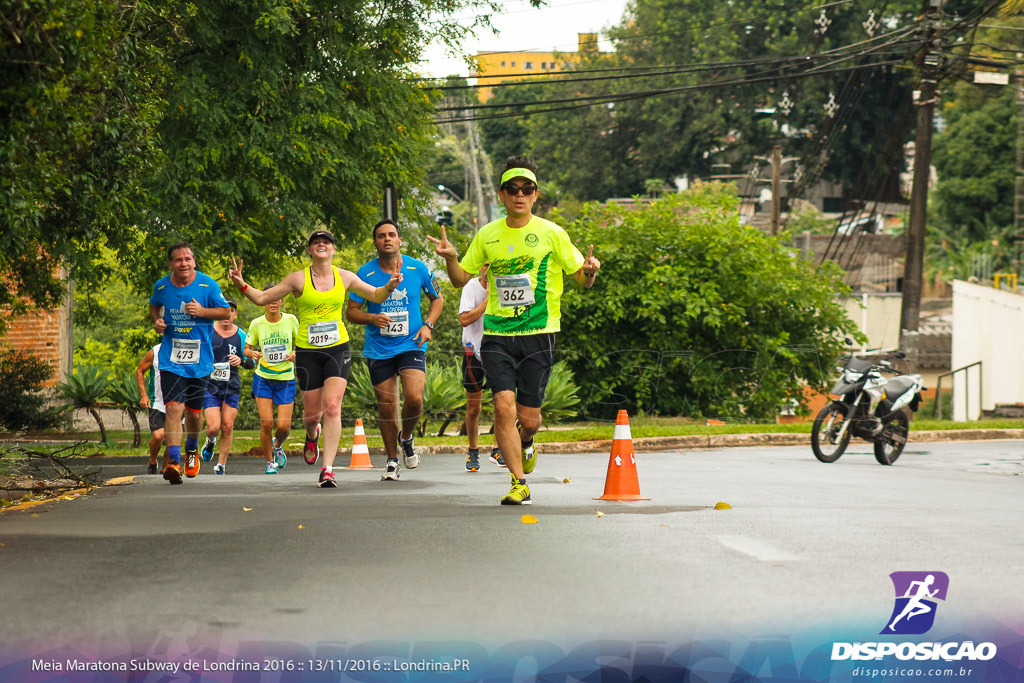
left=263, top=343, right=288, bottom=364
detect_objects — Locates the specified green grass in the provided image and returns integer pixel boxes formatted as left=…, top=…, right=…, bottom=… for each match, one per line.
left=4, top=416, right=1022, bottom=457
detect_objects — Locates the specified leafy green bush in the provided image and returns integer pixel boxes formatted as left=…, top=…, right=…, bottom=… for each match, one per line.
left=344, top=360, right=379, bottom=425
left=541, top=361, right=580, bottom=423
left=420, top=361, right=466, bottom=436
left=0, top=348, right=61, bottom=431
left=55, top=364, right=111, bottom=443
left=558, top=185, right=863, bottom=420
left=343, top=358, right=468, bottom=436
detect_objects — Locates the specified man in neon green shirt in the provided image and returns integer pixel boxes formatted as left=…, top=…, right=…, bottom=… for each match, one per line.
left=429, top=155, right=601, bottom=505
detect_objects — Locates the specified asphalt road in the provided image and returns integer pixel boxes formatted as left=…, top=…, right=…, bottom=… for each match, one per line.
left=1, top=440, right=1022, bottom=671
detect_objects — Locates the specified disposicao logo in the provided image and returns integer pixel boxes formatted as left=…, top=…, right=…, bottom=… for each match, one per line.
left=831, top=571, right=997, bottom=663
left=881, top=571, right=949, bottom=635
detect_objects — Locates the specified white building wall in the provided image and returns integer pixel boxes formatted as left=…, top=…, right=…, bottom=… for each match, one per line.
left=951, top=280, right=1024, bottom=421
left=841, top=294, right=903, bottom=352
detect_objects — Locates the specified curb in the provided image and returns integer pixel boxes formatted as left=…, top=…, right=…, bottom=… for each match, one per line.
left=296, top=428, right=1024, bottom=457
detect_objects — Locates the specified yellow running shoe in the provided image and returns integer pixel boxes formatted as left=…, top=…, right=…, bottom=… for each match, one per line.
left=521, top=442, right=537, bottom=474
left=500, top=473, right=531, bottom=505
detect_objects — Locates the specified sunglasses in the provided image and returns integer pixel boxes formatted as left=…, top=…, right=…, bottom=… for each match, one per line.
left=501, top=183, right=538, bottom=196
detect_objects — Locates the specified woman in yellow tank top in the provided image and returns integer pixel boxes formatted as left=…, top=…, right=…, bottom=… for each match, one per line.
left=229, top=230, right=402, bottom=489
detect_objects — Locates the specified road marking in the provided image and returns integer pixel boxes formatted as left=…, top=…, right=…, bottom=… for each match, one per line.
left=713, top=535, right=798, bottom=562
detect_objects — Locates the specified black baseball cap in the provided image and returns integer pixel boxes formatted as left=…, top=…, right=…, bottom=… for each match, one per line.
left=307, top=230, right=335, bottom=245
left=225, top=298, right=237, bottom=310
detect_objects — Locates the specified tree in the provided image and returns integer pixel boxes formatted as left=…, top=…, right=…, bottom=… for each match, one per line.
left=925, top=12, right=1024, bottom=284
left=557, top=184, right=861, bottom=420
left=3, top=0, right=532, bottom=325
left=478, top=0, right=922, bottom=203
left=932, top=84, right=1015, bottom=242
left=0, top=0, right=170, bottom=334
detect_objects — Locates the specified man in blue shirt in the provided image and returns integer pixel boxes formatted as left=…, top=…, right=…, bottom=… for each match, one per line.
left=347, top=219, right=443, bottom=481
left=149, top=242, right=231, bottom=484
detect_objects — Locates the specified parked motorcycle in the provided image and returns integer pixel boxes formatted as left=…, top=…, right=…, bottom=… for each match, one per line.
left=811, top=347, right=925, bottom=465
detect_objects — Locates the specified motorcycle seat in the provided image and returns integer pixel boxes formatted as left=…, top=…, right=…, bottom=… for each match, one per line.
left=884, top=377, right=916, bottom=396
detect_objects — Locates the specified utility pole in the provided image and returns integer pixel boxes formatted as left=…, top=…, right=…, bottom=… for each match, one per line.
left=464, top=114, right=487, bottom=231
left=1015, top=52, right=1024, bottom=283
left=770, top=144, right=782, bottom=235
left=900, top=0, right=944, bottom=355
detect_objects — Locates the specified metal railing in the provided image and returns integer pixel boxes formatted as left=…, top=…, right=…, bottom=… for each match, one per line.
left=934, top=361, right=982, bottom=421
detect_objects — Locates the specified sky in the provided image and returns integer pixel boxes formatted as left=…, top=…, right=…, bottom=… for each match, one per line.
left=417, top=0, right=632, bottom=79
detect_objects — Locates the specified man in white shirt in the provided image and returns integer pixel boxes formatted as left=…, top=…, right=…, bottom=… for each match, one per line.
left=459, top=264, right=505, bottom=471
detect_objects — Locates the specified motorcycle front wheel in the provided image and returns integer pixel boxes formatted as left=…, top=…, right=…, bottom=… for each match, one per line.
left=811, top=403, right=851, bottom=463
left=874, top=409, right=909, bottom=465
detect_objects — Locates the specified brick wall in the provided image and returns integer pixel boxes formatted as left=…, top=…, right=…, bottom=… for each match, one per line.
left=1, top=280, right=73, bottom=387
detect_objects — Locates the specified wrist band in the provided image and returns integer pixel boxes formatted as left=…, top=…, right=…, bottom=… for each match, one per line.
left=241, top=283, right=249, bottom=292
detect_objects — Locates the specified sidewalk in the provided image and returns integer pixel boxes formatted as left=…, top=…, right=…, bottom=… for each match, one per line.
left=4, top=428, right=1022, bottom=459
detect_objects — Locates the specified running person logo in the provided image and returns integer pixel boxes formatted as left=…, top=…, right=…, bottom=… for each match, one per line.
left=881, top=571, right=949, bottom=635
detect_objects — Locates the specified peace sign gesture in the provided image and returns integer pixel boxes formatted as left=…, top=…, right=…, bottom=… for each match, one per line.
left=228, top=257, right=245, bottom=288
left=426, top=225, right=457, bottom=261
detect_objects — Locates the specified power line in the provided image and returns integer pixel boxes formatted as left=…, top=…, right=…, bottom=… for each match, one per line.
left=432, top=36, right=917, bottom=116
left=413, top=0, right=859, bottom=77
left=427, top=23, right=920, bottom=92
left=433, top=57, right=905, bottom=124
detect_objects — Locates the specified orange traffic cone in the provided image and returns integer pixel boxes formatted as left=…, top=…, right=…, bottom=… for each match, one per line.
left=345, top=418, right=375, bottom=469
left=596, top=410, right=648, bottom=501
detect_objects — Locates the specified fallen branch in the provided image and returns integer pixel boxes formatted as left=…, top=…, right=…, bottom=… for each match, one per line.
left=0, top=441, right=105, bottom=489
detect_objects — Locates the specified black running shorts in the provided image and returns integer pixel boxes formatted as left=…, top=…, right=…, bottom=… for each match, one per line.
left=461, top=351, right=487, bottom=393
left=295, top=342, right=351, bottom=392
left=480, top=333, right=555, bottom=409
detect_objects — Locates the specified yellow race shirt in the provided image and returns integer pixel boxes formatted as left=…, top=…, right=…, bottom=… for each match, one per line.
left=460, top=215, right=584, bottom=335
left=295, top=266, right=350, bottom=349
left=247, top=313, right=299, bottom=381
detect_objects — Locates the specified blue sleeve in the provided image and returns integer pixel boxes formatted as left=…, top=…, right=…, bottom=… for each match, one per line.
left=424, top=268, right=441, bottom=299
left=206, top=279, right=230, bottom=309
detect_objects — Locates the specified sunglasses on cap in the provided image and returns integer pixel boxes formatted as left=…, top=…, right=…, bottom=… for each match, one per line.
left=501, top=183, right=538, bottom=196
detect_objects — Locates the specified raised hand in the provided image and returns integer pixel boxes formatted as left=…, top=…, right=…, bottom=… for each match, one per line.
left=426, top=226, right=457, bottom=261
left=228, top=257, right=245, bottom=287
left=582, top=244, right=601, bottom=276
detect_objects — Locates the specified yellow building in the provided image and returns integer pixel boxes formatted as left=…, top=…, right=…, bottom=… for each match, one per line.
left=472, top=33, right=599, bottom=102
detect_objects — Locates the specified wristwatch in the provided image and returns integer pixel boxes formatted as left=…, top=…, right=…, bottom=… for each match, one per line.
left=424, top=321, right=434, bottom=330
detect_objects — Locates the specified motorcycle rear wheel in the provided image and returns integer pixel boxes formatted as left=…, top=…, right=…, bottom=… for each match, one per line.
left=811, top=404, right=851, bottom=463
left=874, top=409, right=909, bottom=465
